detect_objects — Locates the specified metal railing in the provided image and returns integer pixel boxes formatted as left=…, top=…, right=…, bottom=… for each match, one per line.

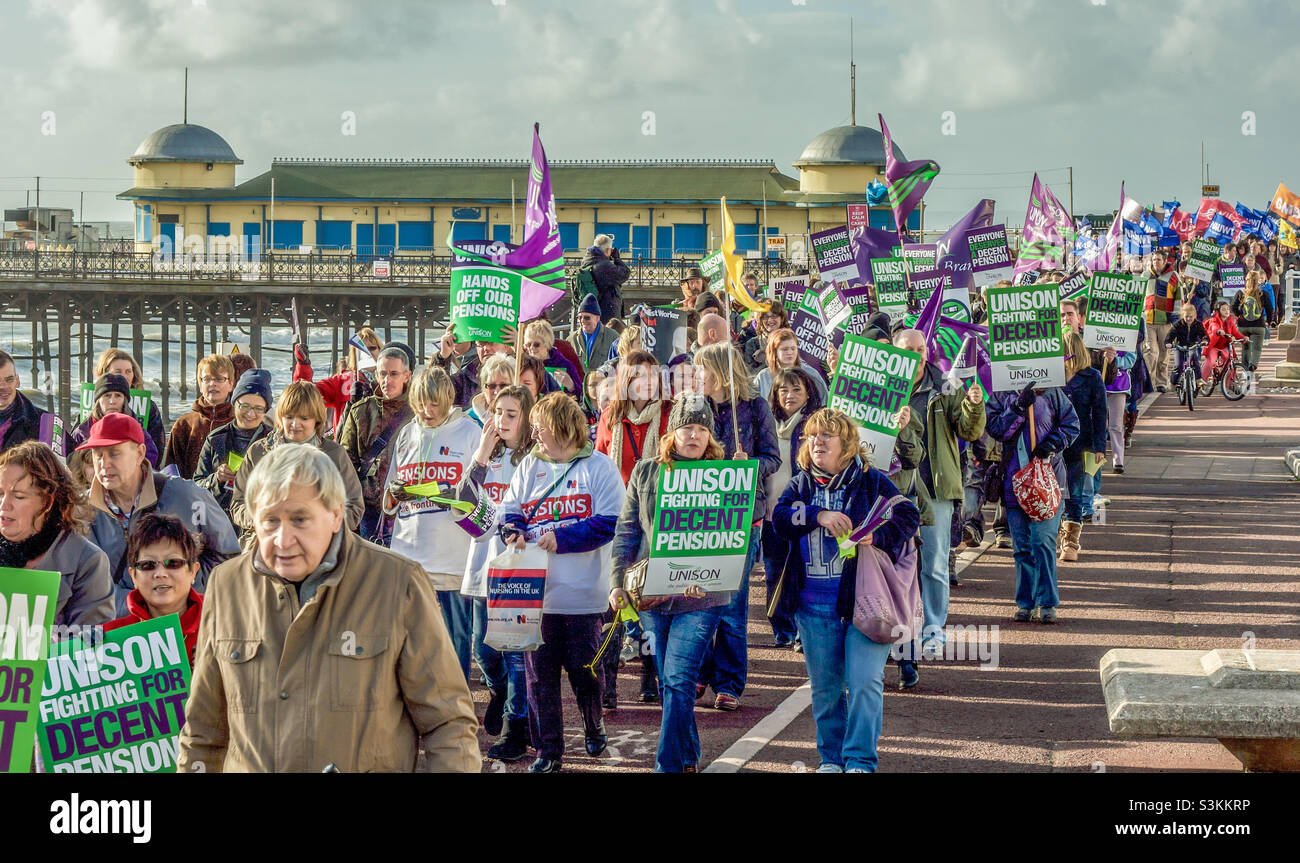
left=0, top=249, right=794, bottom=288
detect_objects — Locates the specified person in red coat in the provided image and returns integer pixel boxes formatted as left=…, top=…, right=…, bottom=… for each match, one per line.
left=104, top=511, right=205, bottom=666
left=1201, top=300, right=1245, bottom=383
left=594, top=349, right=670, bottom=484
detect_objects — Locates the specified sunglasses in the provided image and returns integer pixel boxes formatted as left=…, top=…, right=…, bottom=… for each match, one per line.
left=132, top=558, right=192, bottom=572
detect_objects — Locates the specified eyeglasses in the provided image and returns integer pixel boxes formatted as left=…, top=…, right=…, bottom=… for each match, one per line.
left=200, top=376, right=230, bottom=385
left=532, top=425, right=548, bottom=439
left=235, top=403, right=267, bottom=415
left=812, top=432, right=837, bottom=444
left=484, top=382, right=507, bottom=392
left=132, top=558, right=192, bottom=572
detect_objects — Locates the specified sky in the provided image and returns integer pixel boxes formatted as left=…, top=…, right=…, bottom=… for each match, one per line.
left=1, top=0, right=1295, bottom=230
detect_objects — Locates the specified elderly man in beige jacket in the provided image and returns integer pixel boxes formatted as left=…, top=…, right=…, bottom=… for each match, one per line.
left=177, top=443, right=480, bottom=773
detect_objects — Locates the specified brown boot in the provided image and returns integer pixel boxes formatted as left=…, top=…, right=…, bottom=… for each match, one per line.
left=1062, top=521, right=1081, bottom=562
left=1056, top=521, right=1068, bottom=560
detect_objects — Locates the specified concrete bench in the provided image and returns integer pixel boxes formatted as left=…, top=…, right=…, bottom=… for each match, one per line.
left=1100, top=648, right=1300, bottom=772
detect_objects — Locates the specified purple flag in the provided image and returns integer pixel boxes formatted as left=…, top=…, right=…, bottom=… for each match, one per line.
left=1013, top=173, right=1073, bottom=277
left=934, top=199, right=996, bottom=290
left=910, top=277, right=993, bottom=395
left=1088, top=181, right=1125, bottom=273
left=879, top=114, right=940, bottom=233
left=849, top=225, right=902, bottom=286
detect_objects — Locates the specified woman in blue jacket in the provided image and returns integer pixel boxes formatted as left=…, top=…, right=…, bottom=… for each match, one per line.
left=693, top=343, right=781, bottom=711
left=1058, top=331, right=1107, bottom=562
left=772, top=408, right=919, bottom=772
left=986, top=381, right=1080, bottom=623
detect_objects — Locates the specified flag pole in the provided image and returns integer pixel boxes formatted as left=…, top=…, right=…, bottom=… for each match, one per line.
left=721, top=196, right=741, bottom=454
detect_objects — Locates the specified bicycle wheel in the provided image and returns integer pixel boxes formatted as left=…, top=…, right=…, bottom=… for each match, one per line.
left=1177, top=372, right=1187, bottom=405
left=1222, top=362, right=1248, bottom=401
left=1186, top=372, right=1195, bottom=411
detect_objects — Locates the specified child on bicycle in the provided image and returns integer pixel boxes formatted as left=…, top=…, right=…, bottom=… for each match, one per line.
left=1202, top=300, right=1245, bottom=381
left=1163, top=302, right=1207, bottom=383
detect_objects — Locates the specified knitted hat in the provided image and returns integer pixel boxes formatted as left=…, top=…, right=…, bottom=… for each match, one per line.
left=693, top=291, right=723, bottom=313
left=231, top=368, right=272, bottom=407
left=667, top=392, right=714, bottom=434
left=577, top=293, right=602, bottom=318
left=93, top=373, right=131, bottom=404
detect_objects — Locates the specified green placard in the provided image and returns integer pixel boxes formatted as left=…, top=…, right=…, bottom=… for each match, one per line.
left=38, top=615, right=192, bottom=773
left=80, top=382, right=152, bottom=425
left=1184, top=238, right=1221, bottom=283
left=226, top=450, right=245, bottom=473
left=698, top=251, right=726, bottom=291
left=987, top=282, right=1066, bottom=391
left=826, top=335, right=921, bottom=470
left=0, top=567, right=60, bottom=773
left=644, top=460, right=758, bottom=595
left=1083, top=272, right=1143, bottom=352
left=870, top=256, right=910, bottom=323
left=449, top=262, right=521, bottom=344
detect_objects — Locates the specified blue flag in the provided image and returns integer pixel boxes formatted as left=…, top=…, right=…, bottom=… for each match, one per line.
left=1161, top=201, right=1181, bottom=227
left=1258, top=211, right=1280, bottom=243
left=1122, top=220, right=1151, bottom=256
left=1234, top=203, right=1264, bottom=237
left=1139, top=209, right=1162, bottom=237
left=1205, top=212, right=1237, bottom=245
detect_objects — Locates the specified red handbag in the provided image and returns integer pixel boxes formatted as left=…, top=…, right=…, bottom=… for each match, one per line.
left=1011, top=406, right=1061, bottom=521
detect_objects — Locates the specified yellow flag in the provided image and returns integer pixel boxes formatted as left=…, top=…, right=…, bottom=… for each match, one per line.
left=720, top=197, right=771, bottom=315
left=1279, top=219, right=1298, bottom=251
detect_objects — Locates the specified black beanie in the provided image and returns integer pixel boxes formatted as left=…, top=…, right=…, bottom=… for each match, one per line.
left=94, top=373, right=131, bottom=404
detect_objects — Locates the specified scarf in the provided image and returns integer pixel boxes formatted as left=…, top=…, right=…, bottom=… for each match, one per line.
left=609, top=399, right=665, bottom=471
left=810, top=464, right=836, bottom=486
left=0, top=511, right=63, bottom=569
left=776, top=411, right=803, bottom=440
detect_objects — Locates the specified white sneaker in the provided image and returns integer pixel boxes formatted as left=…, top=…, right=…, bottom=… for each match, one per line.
left=619, top=637, right=638, bottom=665
left=816, top=763, right=845, bottom=773
left=921, top=641, right=944, bottom=661
left=845, top=768, right=870, bottom=774
left=1095, top=496, right=1111, bottom=507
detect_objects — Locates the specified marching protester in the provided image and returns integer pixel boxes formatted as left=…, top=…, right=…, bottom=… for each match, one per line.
left=230, top=381, right=364, bottom=549
left=890, top=328, right=985, bottom=670
left=500, top=392, right=625, bottom=773
left=104, top=513, right=206, bottom=664
left=466, top=354, right=515, bottom=427
left=986, top=379, right=1080, bottom=623
left=79, top=412, right=240, bottom=616
left=1058, top=330, right=1108, bottom=562
left=92, top=348, right=166, bottom=461
left=340, top=343, right=415, bottom=540
left=461, top=383, right=535, bottom=762
left=177, top=443, right=481, bottom=773
left=754, top=327, right=829, bottom=404
left=1232, top=271, right=1274, bottom=372
left=163, top=354, right=235, bottom=479
left=193, top=368, right=274, bottom=514
left=772, top=408, right=920, bottom=772
left=69, top=374, right=160, bottom=468
left=594, top=348, right=670, bottom=703
left=292, top=326, right=382, bottom=436
left=1202, top=300, right=1246, bottom=387
left=609, top=394, right=737, bottom=773
left=0, top=441, right=114, bottom=628
left=523, top=319, right=583, bottom=396
left=0, top=349, right=69, bottom=454
left=579, top=233, right=631, bottom=323
left=762, top=367, right=824, bottom=649
left=383, top=366, right=481, bottom=680
left=693, top=343, right=779, bottom=711
left=1142, top=249, right=1178, bottom=392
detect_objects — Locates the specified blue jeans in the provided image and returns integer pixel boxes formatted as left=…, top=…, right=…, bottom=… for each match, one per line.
left=641, top=606, right=724, bottom=773
left=701, top=524, right=763, bottom=697
left=438, top=589, right=473, bottom=683
left=918, top=498, right=955, bottom=649
left=1064, top=458, right=1088, bottom=523
left=794, top=604, right=893, bottom=772
left=471, top=597, right=528, bottom=721
left=1006, top=506, right=1063, bottom=610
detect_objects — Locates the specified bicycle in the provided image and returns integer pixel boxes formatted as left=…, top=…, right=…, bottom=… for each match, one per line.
left=1174, top=341, right=1205, bottom=411
left=1198, top=337, right=1249, bottom=401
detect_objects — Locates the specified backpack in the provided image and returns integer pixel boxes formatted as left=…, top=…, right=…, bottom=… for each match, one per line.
left=1239, top=294, right=1263, bottom=323
left=575, top=266, right=598, bottom=302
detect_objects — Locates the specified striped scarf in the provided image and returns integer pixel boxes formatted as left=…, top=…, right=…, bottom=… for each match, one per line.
left=609, top=399, right=665, bottom=473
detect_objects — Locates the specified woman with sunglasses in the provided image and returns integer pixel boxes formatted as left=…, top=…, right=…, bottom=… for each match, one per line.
left=194, top=369, right=274, bottom=515
left=105, top=512, right=205, bottom=664
left=467, top=354, right=515, bottom=427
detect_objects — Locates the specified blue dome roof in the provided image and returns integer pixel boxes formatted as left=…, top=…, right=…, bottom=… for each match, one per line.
left=128, top=124, right=242, bottom=165
left=792, top=124, right=900, bottom=167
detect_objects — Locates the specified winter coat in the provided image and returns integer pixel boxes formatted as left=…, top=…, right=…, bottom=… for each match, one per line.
left=1061, top=367, right=1108, bottom=461
left=292, top=361, right=373, bottom=437
left=771, top=457, right=919, bottom=620
left=70, top=413, right=160, bottom=468
left=579, top=247, right=631, bottom=296
left=985, top=387, right=1080, bottom=510
left=609, top=457, right=734, bottom=616
left=192, top=420, right=273, bottom=512
left=229, top=433, right=365, bottom=549
left=1232, top=290, right=1273, bottom=328
left=87, top=468, right=242, bottom=617
left=892, top=364, right=987, bottom=521
left=709, top=394, right=781, bottom=519
left=27, top=529, right=116, bottom=630
left=539, top=346, right=583, bottom=396
left=1143, top=263, right=1180, bottom=326
left=105, top=588, right=204, bottom=665
left=569, top=323, right=619, bottom=374
left=594, top=403, right=671, bottom=484
left=755, top=362, right=829, bottom=404
left=1204, top=314, right=1245, bottom=351
left=339, top=393, right=413, bottom=508
left=1164, top=318, right=1207, bottom=349
left=163, top=399, right=234, bottom=479
left=0, top=391, right=69, bottom=455
left=176, top=528, right=481, bottom=773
